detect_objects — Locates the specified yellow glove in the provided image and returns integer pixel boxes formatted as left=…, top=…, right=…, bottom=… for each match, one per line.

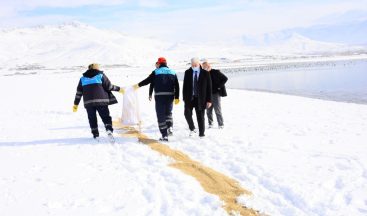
left=119, top=88, right=125, bottom=94
left=72, top=105, right=78, bottom=112
left=174, top=99, right=180, bottom=105
left=133, top=84, right=139, bottom=90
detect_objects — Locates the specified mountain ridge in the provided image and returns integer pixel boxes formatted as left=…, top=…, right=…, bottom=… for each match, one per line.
left=0, top=22, right=365, bottom=69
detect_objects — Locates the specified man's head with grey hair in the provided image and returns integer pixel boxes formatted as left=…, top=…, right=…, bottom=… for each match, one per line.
left=191, top=57, right=200, bottom=68
left=202, top=59, right=211, bottom=71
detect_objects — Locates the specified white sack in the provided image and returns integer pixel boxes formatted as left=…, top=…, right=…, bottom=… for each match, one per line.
left=121, top=86, right=141, bottom=125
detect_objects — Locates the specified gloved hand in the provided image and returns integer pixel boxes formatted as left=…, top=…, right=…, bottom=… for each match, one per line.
left=119, top=88, right=125, bottom=94
left=73, top=105, right=78, bottom=112
left=133, top=84, right=139, bottom=90
left=174, top=99, right=180, bottom=105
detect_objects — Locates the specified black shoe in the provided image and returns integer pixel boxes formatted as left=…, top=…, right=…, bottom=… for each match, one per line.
left=208, top=124, right=213, bottom=129
left=199, top=134, right=205, bottom=138
left=159, top=136, right=169, bottom=142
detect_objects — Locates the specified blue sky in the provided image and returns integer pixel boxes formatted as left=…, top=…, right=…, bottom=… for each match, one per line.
left=1, top=0, right=367, bottom=42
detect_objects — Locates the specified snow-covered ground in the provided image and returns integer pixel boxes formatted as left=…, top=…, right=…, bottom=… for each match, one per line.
left=1, top=68, right=367, bottom=215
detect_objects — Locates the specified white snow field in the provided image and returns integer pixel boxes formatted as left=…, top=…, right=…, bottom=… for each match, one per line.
left=1, top=67, right=367, bottom=216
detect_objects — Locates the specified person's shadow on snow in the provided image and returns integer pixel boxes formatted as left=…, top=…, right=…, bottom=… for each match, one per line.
left=0, top=137, right=110, bottom=146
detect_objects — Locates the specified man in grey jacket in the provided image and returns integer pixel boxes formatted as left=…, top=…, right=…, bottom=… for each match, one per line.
left=202, top=59, right=228, bottom=129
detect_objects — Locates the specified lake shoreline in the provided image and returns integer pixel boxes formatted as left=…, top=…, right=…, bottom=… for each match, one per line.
left=232, top=88, right=367, bottom=105
left=226, top=58, right=367, bottom=106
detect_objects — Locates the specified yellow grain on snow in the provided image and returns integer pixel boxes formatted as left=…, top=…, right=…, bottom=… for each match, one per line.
left=114, top=121, right=260, bottom=216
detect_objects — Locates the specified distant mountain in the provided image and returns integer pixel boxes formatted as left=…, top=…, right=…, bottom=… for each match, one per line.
left=291, top=20, right=367, bottom=45
left=242, top=33, right=365, bottom=55
left=242, top=19, right=367, bottom=47
left=0, top=21, right=170, bottom=68
left=0, top=22, right=365, bottom=69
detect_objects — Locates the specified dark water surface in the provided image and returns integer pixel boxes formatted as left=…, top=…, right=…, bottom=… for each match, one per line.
left=224, top=59, right=367, bottom=104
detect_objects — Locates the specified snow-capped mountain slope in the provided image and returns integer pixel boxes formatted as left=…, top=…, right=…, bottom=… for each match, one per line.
left=242, top=32, right=365, bottom=54
left=0, top=22, right=171, bottom=68
left=0, top=22, right=365, bottom=69
left=242, top=18, right=367, bottom=51
left=294, top=18, right=367, bottom=45
left=259, top=33, right=363, bottom=54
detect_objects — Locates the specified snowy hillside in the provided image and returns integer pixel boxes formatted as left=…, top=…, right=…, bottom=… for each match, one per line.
left=0, top=22, right=365, bottom=71
left=287, top=19, right=367, bottom=45
left=242, top=33, right=366, bottom=55
left=0, top=22, right=169, bottom=68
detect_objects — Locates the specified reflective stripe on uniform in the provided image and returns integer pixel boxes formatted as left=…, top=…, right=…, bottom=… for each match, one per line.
left=155, top=92, right=174, bottom=96
left=84, top=99, right=110, bottom=105
left=159, top=125, right=168, bottom=130
left=81, top=74, right=103, bottom=86
left=154, top=67, right=176, bottom=76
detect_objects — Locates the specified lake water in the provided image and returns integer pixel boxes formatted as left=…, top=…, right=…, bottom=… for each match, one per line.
left=224, top=59, right=367, bottom=104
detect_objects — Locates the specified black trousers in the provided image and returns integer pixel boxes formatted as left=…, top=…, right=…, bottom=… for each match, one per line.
left=86, top=105, right=113, bottom=136
left=184, top=97, right=205, bottom=136
left=155, top=96, right=174, bottom=137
